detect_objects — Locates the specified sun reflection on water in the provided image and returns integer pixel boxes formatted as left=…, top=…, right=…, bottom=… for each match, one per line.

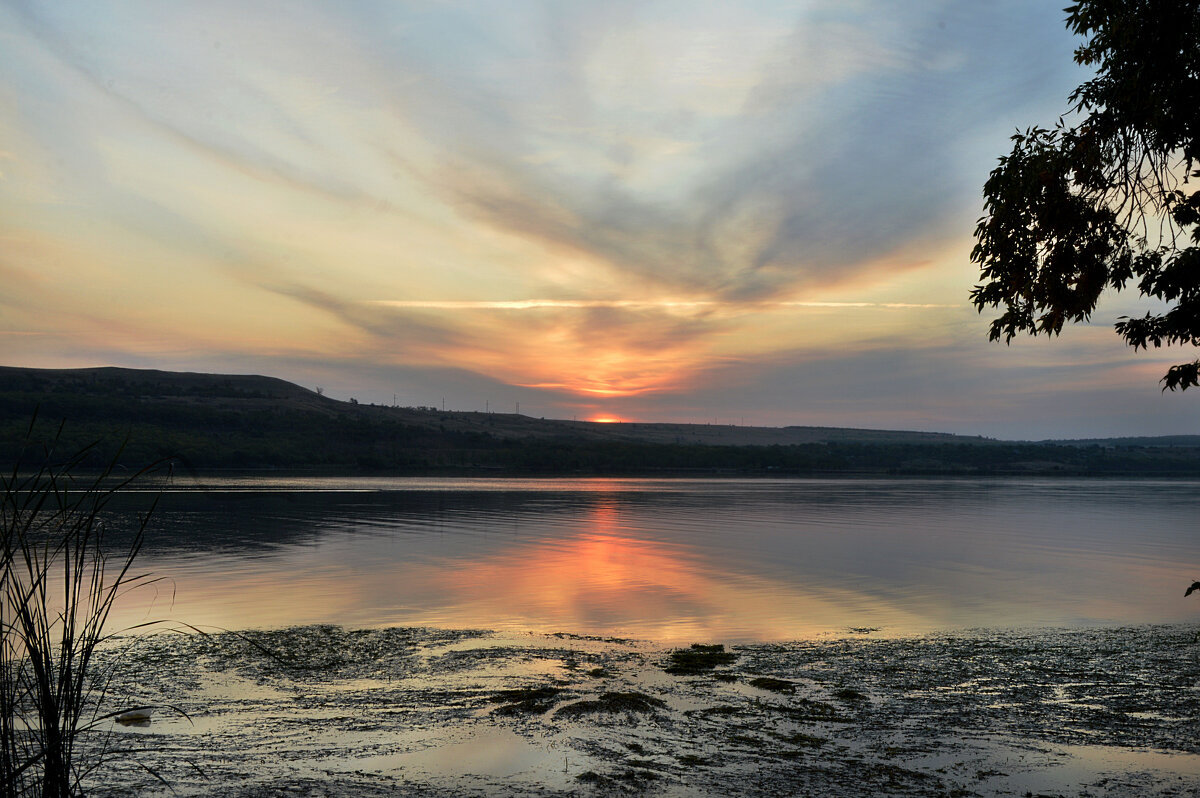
left=118, top=494, right=925, bottom=641
left=102, top=477, right=1200, bottom=641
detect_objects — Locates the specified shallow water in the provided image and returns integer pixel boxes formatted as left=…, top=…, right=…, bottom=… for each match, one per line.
left=106, top=476, right=1200, bottom=641
left=86, top=625, right=1200, bottom=797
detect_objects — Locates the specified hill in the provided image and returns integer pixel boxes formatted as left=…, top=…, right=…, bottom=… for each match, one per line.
left=2, top=365, right=1198, bottom=475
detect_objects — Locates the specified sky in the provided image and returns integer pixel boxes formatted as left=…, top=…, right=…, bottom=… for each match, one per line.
left=1, top=0, right=1196, bottom=440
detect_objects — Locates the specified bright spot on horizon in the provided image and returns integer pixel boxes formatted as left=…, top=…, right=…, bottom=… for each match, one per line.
left=589, top=415, right=628, bottom=424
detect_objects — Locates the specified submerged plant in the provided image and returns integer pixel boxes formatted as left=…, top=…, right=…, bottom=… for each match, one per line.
left=1, top=429, right=168, bottom=796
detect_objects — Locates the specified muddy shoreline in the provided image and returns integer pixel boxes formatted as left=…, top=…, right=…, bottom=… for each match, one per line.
left=85, top=624, right=1200, bottom=796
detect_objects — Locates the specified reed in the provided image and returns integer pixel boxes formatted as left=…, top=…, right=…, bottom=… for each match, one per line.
left=1, top=429, right=167, bottom=796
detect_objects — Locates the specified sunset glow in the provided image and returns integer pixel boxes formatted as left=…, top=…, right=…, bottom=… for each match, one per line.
left=1, top=1, right=1194, bottom=438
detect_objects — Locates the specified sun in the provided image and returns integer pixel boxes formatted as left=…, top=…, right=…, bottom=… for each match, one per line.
left=588, top=415, right=627, bottom=424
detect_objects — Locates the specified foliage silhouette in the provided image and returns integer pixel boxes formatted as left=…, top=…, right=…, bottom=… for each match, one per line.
left=971, top=0, right=1200, bottom=391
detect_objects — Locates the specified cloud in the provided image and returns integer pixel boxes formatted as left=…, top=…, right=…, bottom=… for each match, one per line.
left=4, top=1, right=403, bottom=210
left=262, top=282, right=471, bottom=353
left=367, top=299, right=956, bottom=310
left=12, top=0, right=1172, bottom=436
left=7, top=0, right=1078, bottom=310
left=377, top=1, right=1084, bottom=302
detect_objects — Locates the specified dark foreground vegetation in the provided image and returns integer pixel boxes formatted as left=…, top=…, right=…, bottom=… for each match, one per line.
left=3, top=366, right=1200, bottom=476
left=2, top=437, right=166, bottom=796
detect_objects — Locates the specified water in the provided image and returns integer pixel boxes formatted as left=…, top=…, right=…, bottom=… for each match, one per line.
left=105, top=476, right=1199, bottom=642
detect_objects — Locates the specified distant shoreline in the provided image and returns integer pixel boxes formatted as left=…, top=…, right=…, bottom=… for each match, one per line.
left=5, top=364, right=1200, bottom=476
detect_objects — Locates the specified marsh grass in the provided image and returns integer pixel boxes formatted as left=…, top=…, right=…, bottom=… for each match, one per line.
left=0, top=429, right=172, bottom=796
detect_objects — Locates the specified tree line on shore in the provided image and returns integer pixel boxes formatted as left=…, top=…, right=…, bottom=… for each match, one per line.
left=3, top=395, right=1198, bottom=476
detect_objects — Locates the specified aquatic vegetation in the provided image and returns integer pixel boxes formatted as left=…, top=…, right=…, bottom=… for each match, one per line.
left=488, top=685, right=565, bottom=715
left=72, top=624, right=1200, bottom=796
left=833, top=686, right=868, bottom=702
left=555, top=691, right=666, bottom=717
left=778, top=731, right=827, bottom=748
left=765, top=697, right=849, bottom=722
left=748, top=676, right=795, bottom=694
left=574, top=767, right=660, bottom=787
left=663, top=643, right=738, bottom=675
left=196, top=625, right=425, bottom=680
left=675, top=753, right=710, bottom=766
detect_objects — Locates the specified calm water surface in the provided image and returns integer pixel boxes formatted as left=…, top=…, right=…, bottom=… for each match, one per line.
left=108, top=477, right=1199, bottom=642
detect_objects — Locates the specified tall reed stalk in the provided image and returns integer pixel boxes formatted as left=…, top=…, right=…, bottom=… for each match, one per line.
left=1, top=433, right=165, bottom=796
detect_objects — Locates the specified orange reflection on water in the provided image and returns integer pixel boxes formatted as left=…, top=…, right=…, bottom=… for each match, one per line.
left=408, top=502, right=924, bottom=640
left=100, top=478, right=1200, bottom=641
left=113, top=499, right=925, bottom=641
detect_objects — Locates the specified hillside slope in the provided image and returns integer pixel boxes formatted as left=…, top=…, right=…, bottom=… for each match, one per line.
left=2, top=366, right=1197, bottom=475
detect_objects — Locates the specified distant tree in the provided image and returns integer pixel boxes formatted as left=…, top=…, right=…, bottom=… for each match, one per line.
left=971, top=0, right=1200, bottom=391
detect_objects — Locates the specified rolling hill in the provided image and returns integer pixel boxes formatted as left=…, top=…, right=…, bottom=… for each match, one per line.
left=2, top=365, right=1198, bottom=475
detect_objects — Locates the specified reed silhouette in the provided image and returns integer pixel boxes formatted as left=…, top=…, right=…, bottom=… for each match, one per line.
left=1, top=425, right=173, bottom=796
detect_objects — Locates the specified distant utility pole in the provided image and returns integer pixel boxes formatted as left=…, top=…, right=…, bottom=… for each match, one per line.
left=516, top=401, right=520, bottom=416
left=393, top=393, right=397, bottom=407
left=441, top=397, right=445, bottom=412
left=486, top=400, right=489, bottom=413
